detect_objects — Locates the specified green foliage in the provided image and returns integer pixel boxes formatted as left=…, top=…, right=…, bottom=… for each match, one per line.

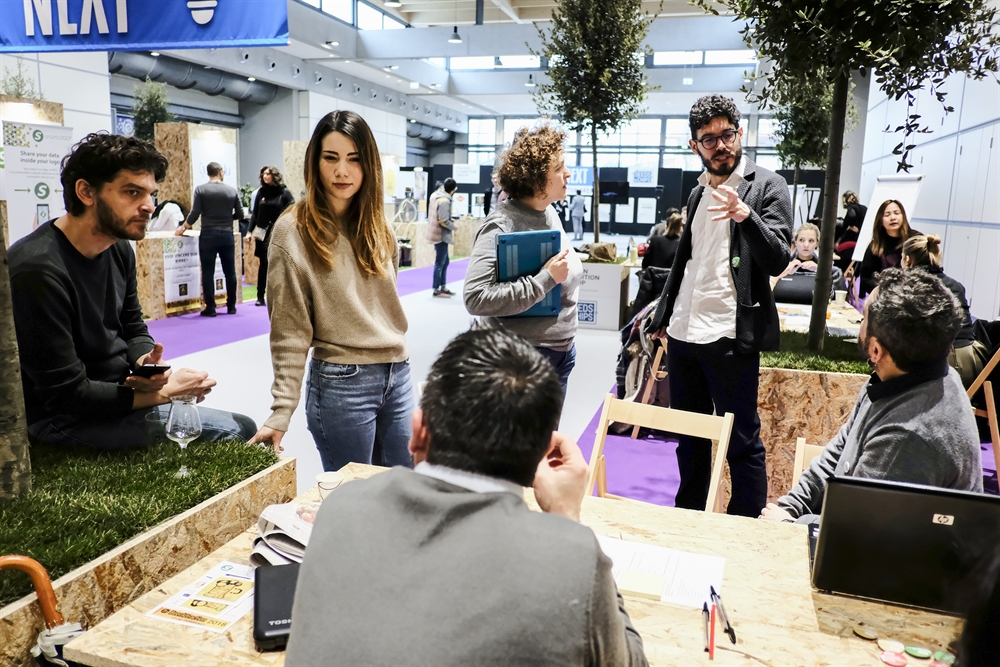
left=239, top=182, right=256, bottom=210
left=0, top=57, right=43, bottom=100
left=773, top=73, right=857, bottom=170
left=698, top=0, right=1000, bottom=171
left=532, top=0, right=660, bottom=241
left=132, top=77, right=174, bottom=142
left=0, top=439, right=278, bottom=607
left=761, top=331, right=870, bottom=375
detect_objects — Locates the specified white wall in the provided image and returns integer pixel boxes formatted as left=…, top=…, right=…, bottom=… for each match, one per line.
left=859, top=74, right=1000, bottom=320
left=299, top=91, right=408, bottom=165
left=0, top=52, right=112, bottom=141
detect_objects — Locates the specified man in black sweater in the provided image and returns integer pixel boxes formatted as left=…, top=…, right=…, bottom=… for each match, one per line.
left=175, top=162, right=244, bottom=316
left=8, top=133, right=256, bottom=450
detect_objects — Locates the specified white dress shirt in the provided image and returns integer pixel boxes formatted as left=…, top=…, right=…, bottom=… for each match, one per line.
left=414, top=461, right=524, bottom=498
left=667, top=156, right=747, bottom=344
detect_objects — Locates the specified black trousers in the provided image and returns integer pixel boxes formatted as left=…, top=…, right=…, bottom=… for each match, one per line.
left=257, top=251, right=269, bottom=301
left=666, top=335, right=767, bottom=517
left=199, top=229, right=238, bottom=311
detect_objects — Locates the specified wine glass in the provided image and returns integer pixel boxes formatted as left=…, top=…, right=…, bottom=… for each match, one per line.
left=166, top=396, right=202, bottom=478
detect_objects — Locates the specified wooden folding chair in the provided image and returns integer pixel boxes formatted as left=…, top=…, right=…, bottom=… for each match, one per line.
left=967, top=347, right=1000, bottom=470
left=631, top=338, right=668, bottom=439
left=586, top=394, right=735, bottom=513
left=791, top=437, right=825, bottom=488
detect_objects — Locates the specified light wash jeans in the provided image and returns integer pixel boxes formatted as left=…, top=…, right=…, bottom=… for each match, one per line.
left=305, top=358, right=415, bottom=472
left=28, top=405, right=257, bottom=450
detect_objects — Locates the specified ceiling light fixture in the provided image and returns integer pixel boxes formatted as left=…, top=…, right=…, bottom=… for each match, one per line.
left=150, top=51, right=160, bottom=57
left=384, top=0, right=401, bottom=6
left=448, top=26, right=462, bottom=44
left=247, top=76, right=256, bottom=82
left=525, top=74, right=536, bottom=87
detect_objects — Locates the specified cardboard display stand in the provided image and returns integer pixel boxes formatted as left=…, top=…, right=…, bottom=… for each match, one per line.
left=577, top=262, right=630, bottom=331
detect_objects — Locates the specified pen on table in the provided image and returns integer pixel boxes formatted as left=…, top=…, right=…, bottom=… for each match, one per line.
left=702, top=602, right=710, bottom=653
left=709, top=603, right=716, bottom=660
left=710, top=585, right=737, bottom=644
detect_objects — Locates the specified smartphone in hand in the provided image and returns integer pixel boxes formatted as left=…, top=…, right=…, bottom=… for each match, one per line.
left=132, top=364, right=171, bottom=378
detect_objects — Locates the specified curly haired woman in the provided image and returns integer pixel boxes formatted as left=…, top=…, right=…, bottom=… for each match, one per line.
left=463, top=123, right=583, bottom=392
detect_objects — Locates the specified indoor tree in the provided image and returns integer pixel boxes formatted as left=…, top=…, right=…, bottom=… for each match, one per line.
left=696, top=0, right=1000, bottom=351
left=532, top=0, right=659, bottom=242
left=0, top=226, right=32, bottom=500
left=132, top=77, right=173, bottom=142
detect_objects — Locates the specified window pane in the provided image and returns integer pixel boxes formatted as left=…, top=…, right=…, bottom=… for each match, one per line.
left=503, top=118, right=540, bottom=145
left=424, top=58, right=447, bottom=68
left=469, top=151, right=496, bottom=166
left=653, top=51, right=703, bottom=66
left=469, top=118, right=497, bottom=146
left=755, top=154, right=782, bottom=172
left=357, top=3, right=384, bottom=29
left=384, top=15, right=405, bottom=29
left=597, top=153, right=619, bottom=168
left=450, top=56, right=496, bottom=70
left=757, top=118, right=778, bottom=147
left=665, top=118, right=689, bottom=146
left=302, top=0, right=320, bottom=7
left=637, top=118, right=661, bottom=146
left=703, top=49, right=757, bottom=65
left=565, top=151, right=578, bottom=167
left=497, top=55, right=540, bottom=69
left=321, top=0, right=352, bottom=22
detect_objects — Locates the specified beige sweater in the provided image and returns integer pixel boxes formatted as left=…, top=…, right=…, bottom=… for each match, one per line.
left=263, top=212, right=409, bottom=431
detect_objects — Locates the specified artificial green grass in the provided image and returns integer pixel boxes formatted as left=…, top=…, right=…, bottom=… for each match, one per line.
left=761, top=330, right=871, bottom=375
left=0, top=439, right=278, bottom=609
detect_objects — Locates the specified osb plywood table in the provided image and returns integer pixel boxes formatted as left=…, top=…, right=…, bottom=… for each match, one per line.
left=65, top=464, right=962, bottom=667
left=778, top=301, right=864, bottom=338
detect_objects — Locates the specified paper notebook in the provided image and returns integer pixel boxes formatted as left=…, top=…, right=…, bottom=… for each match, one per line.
left=496, top=229, right=561, bottom=318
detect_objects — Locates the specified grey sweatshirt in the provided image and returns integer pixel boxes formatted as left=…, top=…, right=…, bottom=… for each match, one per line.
left=464, top=199, right=583, bottom=350
left=778, top=362, right=983, bottom=524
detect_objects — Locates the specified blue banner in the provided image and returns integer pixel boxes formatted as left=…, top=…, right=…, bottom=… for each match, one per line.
left=0, top=0, right=289, bottom=52
left=568, top=166, right=593, bottom=188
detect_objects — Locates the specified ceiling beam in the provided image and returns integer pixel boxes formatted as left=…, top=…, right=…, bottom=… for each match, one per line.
left=491, top=0, right=524, bottom=23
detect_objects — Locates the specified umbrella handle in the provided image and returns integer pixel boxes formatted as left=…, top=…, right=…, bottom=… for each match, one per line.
left=0, top=555, right=64, bottom=629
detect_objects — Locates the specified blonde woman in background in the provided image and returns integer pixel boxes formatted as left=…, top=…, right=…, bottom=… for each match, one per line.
left=249, top=110, right=414, bottom=471
left=902, top=234, right=988, bottom=388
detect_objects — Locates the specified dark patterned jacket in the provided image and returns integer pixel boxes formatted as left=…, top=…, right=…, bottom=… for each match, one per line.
left=647, top=159, right=793, bottom=354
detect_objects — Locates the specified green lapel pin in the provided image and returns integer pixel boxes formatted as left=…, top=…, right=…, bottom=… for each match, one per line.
left=731, top=256, right=741, bottom=269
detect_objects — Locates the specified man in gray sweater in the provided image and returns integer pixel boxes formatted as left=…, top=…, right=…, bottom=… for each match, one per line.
left=286, top=328, right=647, bottom=666
left=762, top=268, right=983, bottom=525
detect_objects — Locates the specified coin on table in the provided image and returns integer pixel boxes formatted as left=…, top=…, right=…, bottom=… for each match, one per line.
left=904, top=646, right=932, bottom=659
left=854, top=625, right=879, bottom=640
left=880, top=651, right=908, bottom=667
left=932, top=651, right=955, bottom=665
left=878, top=639, right=906, bottom=654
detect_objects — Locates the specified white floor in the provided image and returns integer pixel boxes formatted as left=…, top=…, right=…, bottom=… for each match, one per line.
left=171, top=277, right=624, bottom=495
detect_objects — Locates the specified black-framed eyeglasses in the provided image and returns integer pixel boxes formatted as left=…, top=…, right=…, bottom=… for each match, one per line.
left=694, top=129, right=738, bottom=151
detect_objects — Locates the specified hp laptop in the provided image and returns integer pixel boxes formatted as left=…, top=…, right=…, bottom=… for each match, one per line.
left=811, top=477, right=1000, bottom=613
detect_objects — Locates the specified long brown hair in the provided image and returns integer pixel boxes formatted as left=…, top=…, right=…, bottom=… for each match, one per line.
left=870, top=199, right=914, bottom=257
left=259, top=165, right=285, bottom=188
left=294, top=110, right=395, bottom=277
left=664, top=213, right=683, bottom=238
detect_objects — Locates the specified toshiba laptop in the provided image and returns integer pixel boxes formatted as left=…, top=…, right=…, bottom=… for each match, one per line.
left=253, top=562, right=299, bottom=651
left=811, top=477, right=1000, bottom=613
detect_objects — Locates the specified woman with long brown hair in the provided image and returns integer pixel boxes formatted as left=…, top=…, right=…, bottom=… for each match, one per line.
left=246, top=165, right=294, bottom=305
left=249, top=111, right=413, bottom=471
left=855, top=199, right=920, bottom=297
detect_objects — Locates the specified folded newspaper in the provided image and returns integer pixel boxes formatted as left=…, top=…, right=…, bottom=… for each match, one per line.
left=250, top=502, right=320, bottom=568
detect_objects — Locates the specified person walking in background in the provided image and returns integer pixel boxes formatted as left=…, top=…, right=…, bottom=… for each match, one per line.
left=852, top=199, right=920, bottom=298
left=902, top=234, right=989, bottom=388
left=646, top=95, right=793, bottom=518
left=569, top=189, right=587, bottom=241
left=176, top=162, right=245, bottom=316
left=246, top=166, right=294, bottom=306
left=249, top=110, right=414, bottom=472
left=427, top=178, right=457, bottom=298
left=464, top=124, right=583, bottom=394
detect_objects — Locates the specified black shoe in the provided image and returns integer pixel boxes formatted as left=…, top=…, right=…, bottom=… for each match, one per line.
left=227, top=305, right=237, bottom=314
left=433, top=289, right=450, bottom=298
left=200, top=309, right=217, bottom=317
left=441, top=287, right=455, bottom=296
left=255, top=298, right=266, bottom=306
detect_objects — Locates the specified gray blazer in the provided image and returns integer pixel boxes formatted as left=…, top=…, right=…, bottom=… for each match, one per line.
left=286, top=468, right=648, bottom=666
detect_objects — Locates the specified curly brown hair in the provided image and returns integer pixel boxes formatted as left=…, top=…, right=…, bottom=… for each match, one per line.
left=497, top=124, right=566, bottom=200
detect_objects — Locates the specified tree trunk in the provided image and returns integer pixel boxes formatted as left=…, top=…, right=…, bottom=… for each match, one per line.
left=791, top=164, right=800, bottom=226
left=591, top=125, right=600, bottom=243
left=807, top=73, right=850, bottom=352
left=0, top=224, right=32, bottom=499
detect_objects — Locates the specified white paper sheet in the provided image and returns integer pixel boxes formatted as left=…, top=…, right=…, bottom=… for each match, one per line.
left=597, top=535, right=725, bottom=608
left=147, top=561, right=255, bottom=633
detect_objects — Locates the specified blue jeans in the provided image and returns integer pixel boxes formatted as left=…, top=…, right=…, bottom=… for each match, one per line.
left=27, top=405, right=257, bottom=450
left=305, top=358, right=415, bottom=472
left=536, top=343, right=576, bottom=394
left=666, top=336, right=767, bottom=517
left=433, top=242, right=450, bottom=290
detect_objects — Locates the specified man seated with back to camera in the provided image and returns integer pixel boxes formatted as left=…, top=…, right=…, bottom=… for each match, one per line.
left=760, top=268, right=982, bottom=525
left=7, top=133, right=257, bottom=450
left=286, top=327, right=647, bottom=666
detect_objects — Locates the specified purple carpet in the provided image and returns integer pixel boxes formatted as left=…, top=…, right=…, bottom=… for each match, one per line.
left=147, top=259, right=470, bottom=359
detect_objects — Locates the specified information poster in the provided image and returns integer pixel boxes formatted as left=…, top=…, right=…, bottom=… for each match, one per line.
left=452, top=192, right=469, bottom=216
left=162, top=236, right=226, bottom=303
left=637, top=198, right=658, bottom=224
left=0, top=121, right=73, bottom=244
left=147, top=561, right=255, bottom=633
left=451, top=163, right=480, bottom=184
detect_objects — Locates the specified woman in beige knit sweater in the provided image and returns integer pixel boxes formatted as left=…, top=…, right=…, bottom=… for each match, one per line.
left=249, top=111, right=414, bottom=471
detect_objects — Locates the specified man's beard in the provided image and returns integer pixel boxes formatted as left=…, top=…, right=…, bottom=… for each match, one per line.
left=702, top=146, right=743, bottom=178
left=96, top=196, right=146, bottom=241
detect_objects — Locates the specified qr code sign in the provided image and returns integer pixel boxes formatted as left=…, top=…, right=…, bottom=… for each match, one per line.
left=578, top=301, right=597, bottom=324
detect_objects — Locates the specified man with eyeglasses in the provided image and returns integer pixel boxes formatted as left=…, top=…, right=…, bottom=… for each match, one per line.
left=646, top=95, right=793, bottom=517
